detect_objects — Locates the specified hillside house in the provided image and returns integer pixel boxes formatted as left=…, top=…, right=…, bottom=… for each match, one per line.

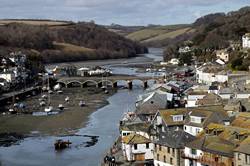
left=242, top=33, right=250, bottom=48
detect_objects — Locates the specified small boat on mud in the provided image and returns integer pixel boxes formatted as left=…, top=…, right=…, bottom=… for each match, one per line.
left=58, top=104, right=64, bottom=110
left=54, top=139, right=72, bottom=150
left=79, top=101, right=86, bottom=107
left=44, top=106, right=53, bottom=112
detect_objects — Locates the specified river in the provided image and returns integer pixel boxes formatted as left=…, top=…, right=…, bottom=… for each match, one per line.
left=0, top=48, right=163, bottom=166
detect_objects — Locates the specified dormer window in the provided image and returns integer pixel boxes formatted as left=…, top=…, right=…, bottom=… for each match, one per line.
left=172, top=115, right=184, bottom=122
left=190, top=116, right=205, bottom=124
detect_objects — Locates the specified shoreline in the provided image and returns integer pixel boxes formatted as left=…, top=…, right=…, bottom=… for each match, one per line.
left=0, top=87, right=116, bottom=137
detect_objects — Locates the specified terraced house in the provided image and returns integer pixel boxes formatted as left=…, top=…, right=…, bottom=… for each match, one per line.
left=183, top=123, right=250, bottom=166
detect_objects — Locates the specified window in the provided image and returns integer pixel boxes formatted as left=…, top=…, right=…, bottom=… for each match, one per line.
left=184, top=126, right=187, bottom=130
left=134, top=144, right=137, bottom=150
left=170, top=157, right=173, bottom=165
left=159, top=145, right=162, bottom=151
left=172, top=115, right=183, bottom=122
left=163, top=155, right=166, bottom=162
left=172, top=148, right=175, bottom=156
left=157, top=154, right=160, bottom=160
left=238, top=153, right=241, bottom=160
left=146, top=143, right=149, bottom=149
left=167, top=147, right=170, bottom=153
left=191, top=149, right=197, bottom=155
left=123, top=133, right=126, bottom=136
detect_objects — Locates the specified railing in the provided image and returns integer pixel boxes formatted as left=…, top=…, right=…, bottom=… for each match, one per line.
left=181, top=153, right=226, bottom=166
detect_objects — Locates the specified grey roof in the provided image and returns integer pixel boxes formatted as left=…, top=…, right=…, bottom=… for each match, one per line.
left=155, top=129, right=195, bottom=149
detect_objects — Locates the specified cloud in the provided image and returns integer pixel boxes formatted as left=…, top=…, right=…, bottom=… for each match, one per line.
left=0, top=0, right=249, bottom=25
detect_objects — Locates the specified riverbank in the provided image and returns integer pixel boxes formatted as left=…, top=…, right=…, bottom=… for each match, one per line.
left=0, top=87, right=115, bottom=136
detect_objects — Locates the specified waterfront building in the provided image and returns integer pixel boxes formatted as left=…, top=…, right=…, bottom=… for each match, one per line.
left=121, top=134, right=154, bottom=162
left=154, top=130, right=195, bottom=166
left=120, top=122, right=152, bottom=139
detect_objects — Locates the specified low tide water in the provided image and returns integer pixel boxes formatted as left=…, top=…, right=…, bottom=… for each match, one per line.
left=0, top=48, right=163, bottom=166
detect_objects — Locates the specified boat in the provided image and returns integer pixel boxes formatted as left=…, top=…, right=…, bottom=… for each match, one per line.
left=65, top=96, right=70, bottom=102
left=40, top=101, right=46, bottom=106
left=58, top=104, right=64, bottom=110
left=79, top=101, right=86, bottom=107
left=9, top=108, right=17, bottom=114
left=57, top=90, right=63, bottom=94
left=44, top=106, right=53, bottom=112
left=54, top=139, right=72, bottom=150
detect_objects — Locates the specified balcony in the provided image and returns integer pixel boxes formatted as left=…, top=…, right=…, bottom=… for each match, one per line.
left=181, top=153, right=226, bottom=166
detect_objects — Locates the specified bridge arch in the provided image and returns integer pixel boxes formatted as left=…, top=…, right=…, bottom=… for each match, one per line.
left=67, top=80, right=83, bottom=87
left=82, top=80, right=98, bottom=87
left=57, top=81, right=67, bottom=87
left=98, top=80, right=114, bottom=87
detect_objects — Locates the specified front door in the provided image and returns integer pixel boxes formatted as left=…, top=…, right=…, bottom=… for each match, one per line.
left=134, top=153, right=145, bottom=161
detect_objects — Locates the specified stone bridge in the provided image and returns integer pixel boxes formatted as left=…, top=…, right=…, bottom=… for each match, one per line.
left=57, top=75, right=164, bottom=89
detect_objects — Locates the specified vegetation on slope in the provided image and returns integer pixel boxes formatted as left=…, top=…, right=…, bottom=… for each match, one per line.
left=0, top=20, right=148, bottom=63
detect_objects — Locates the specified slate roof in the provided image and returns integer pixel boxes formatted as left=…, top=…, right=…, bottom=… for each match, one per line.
left=136, top=91, right=171, bottom=115
left=120, top=122, right=151, bottom=134
left=184, top=108, right=230, bottom=128
left=196, top=93, right=223, bottom=106
left=155, top=129, right=195, bottom=149
left=159, top=109, right=187, bottom=126
left=234, top=136, right=250, bottom=155
left=186, top=123, right=250, bottom=157
left=122, top=134, right=151, bottom=145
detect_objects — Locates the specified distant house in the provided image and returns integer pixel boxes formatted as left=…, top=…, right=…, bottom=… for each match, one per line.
left=196, top=93, right=223, bottom=107
left=196, top=63, right=228, bottom=85
left=178, top=46, right=191, bottom=53
left=0, top=71, right=15, bottom=83
left=168, top=58, right=179, bottom=65
left=242, top=33, right=250, bottom=48
left=216, top=49, right=229, bottom=62
left=122, top=134, right=154, bottom=162
left=154, top=130, right=195, bottom=166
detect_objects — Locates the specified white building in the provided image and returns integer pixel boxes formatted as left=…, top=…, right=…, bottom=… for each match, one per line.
left=196, top=63, right=228, bottom=85
left=184, top=147, right=204, bottom=166
left=122, top=134, right=154, bottom=162
left=168, top=58, right=179, bottom=65
left=216, top=50, right=229, bottom=62
left=242, top=33, right=250, bottom=48
left=0, top=72, right=15, bottom=83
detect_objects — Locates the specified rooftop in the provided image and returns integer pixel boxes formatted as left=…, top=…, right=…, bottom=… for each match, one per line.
left=122, top=134, right=151, bottom=145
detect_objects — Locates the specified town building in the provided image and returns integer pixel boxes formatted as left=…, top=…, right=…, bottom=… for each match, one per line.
left=122, top=134, right=154, bottom=162
left=154, top=130, right=195, bottom=166
left=184, top=106, right=230, bottom=136
left=216, top=49, right=230, bottom=62
left=183, top=123, right=250, bottom=166
left=242, top=33, right=250, bottom=48
left=152, top=109, right=187, bottom=137
left=234, top=136, right=250, bottom=166
left=135, top=90, right=173, bottom=122
left=196, top=63, right=229, bottom=85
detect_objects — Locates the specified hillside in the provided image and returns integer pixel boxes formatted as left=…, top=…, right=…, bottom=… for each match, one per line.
left=163, top=6, right=250, bottom=62
left=125, top=24, right=193, bottom=47
left=0, top=20, right=148, bottom=63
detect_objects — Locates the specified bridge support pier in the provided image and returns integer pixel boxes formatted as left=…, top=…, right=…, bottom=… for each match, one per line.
left=143, top=81, right=148, bottom=89
left=98, top=82, right=103, bottom=88
left=112, top=82, right=117, bottom=88
left=127, top=81, right=132, bottom=90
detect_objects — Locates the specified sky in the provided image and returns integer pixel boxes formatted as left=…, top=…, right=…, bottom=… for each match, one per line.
left=0, top=0, right=250, bottom=26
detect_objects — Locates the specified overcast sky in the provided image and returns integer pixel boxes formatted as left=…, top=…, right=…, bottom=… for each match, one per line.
left=0, top=0, right=249, bottom=25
